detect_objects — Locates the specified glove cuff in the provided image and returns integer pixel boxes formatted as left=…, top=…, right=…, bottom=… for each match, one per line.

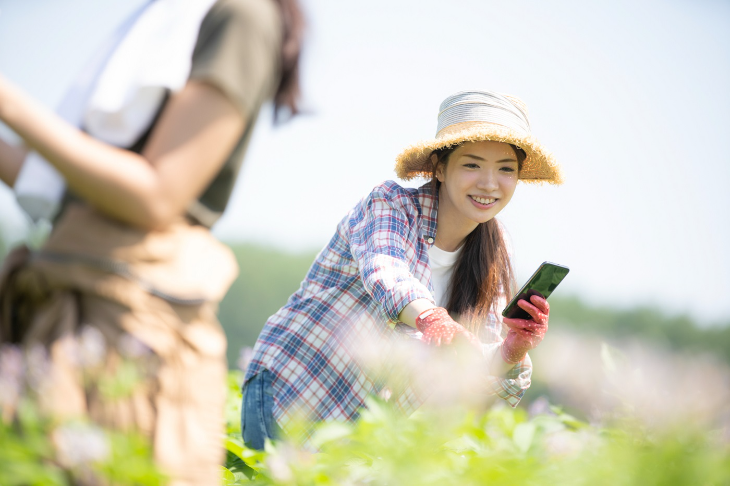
left=501, top=342, right=526, bottom=364
left=415, top=307, right=451, bottom=333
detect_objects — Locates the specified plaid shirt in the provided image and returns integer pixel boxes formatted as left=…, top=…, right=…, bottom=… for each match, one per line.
left=245, top=181, right=532, bottom=432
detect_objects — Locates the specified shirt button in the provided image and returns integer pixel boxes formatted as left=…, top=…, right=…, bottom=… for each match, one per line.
left=427, top=237, right=434, bottom=244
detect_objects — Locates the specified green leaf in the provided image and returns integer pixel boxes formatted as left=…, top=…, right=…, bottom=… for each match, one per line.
left=311, top=422, right=352, bottom=448
left=513, top=422, right=536, bottom=453
left=221, top=466, right=238, bottom=485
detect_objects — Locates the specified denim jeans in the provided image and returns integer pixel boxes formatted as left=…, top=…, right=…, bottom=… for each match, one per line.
left=240, top=370, right=282, bottom=450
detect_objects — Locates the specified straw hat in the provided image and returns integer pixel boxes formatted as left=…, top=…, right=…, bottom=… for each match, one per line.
left=395, top=90, right=563, bottom=185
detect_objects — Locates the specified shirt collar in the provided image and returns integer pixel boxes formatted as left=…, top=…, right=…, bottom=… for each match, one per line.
left=416, top=182, right=438, bottom=246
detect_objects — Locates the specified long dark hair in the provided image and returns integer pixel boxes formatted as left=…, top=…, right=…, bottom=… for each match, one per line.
left=431, top=143, right=526, bottom=333
left=271, top=0, right=305, bottom=122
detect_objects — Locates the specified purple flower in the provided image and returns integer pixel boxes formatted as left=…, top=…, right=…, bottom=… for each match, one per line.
left=24, top=344, right=51, bottom=392
left=119, top=333, right=152, bottom=359
left=0, top=345, right=25, bottom=412
left=78, top=326, right=106, bottom=368
left=53, top=422, right=110, bottom=467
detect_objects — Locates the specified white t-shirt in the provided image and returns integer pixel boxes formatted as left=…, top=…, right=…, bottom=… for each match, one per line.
left=428, top=244, right=462, bottom=307
left=427, top=242, right=508, bottom=376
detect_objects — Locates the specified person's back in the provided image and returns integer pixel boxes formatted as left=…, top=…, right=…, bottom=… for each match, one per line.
left=0, top=0, right=305, bottom=482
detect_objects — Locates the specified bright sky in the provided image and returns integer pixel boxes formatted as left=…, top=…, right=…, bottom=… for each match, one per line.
left=1, top=0, right=729, bottom=323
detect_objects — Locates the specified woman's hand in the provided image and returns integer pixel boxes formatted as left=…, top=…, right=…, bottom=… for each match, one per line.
left=416, top=307, right=481, bottom=348
left=501, top=295, right=549, bottom=364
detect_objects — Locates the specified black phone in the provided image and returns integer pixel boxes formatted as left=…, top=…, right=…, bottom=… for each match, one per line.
left=502, top=262, right=570, bottom=320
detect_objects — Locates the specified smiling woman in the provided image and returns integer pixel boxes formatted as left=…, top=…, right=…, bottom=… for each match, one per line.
left=239, top=90, right=564, bottom=451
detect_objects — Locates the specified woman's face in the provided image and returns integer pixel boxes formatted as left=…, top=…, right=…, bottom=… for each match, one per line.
left=435, top=141, right=519, bottom=233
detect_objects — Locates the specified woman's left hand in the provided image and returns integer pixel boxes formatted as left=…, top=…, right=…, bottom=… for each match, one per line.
left=501, top=295, right=550, bottom=363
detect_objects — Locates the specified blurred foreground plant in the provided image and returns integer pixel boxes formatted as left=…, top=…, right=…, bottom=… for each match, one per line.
left=224, top=392, right=729, bottom=485
left=224, top=336, right=730, bottom=486
left=0, top=338, right=165, bottom=486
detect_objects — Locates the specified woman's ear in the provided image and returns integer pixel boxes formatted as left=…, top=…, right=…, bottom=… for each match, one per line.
left=432, top=154, right=445, bottom=182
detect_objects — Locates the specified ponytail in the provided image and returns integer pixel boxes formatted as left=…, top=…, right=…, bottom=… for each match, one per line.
left=270, top=0, right=305, bottom=122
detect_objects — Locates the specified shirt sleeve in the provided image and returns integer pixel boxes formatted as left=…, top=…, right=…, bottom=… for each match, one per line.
left=348, top=188, right=435, bottom=325
left=478, top=311, right=532, bottom=407
left=189, top=0, right=282, bottom=117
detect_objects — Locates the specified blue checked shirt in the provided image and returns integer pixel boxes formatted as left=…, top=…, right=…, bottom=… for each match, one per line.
left=245, top=181, right=532, bottom=432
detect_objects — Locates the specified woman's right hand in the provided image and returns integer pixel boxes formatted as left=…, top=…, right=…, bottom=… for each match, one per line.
left=415, top=307, right=481, bottom=348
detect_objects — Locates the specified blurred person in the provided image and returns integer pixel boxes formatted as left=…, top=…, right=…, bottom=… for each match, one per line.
left=241, top=90, right=564, bottom=449
left=0, top=0, right=304, bottom=483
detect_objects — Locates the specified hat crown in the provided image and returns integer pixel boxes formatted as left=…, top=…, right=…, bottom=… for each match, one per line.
left=436, top=91, right=531, bottom=138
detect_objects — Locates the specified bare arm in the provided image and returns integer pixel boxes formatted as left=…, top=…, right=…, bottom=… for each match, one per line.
left=0, top=136, right=27, bottom=188
left=397, top=298, right=436, bottom=328
left=0, top=74, right=245, bottom=229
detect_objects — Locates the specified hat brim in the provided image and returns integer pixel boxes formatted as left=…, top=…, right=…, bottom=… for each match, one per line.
left=394, top=125, right=563, bottom=185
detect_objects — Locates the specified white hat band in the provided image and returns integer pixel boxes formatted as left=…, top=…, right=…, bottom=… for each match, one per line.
left=436, top=91, right=531, bottom=138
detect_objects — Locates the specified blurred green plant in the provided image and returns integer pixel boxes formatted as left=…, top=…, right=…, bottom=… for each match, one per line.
left=0, top=405, right=164, bottom=486
left=222, top=371, right=730, bottom=486
left=0, top=342, right=165, bottom=486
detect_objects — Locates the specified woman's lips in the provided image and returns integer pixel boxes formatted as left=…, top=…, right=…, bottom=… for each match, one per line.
left=469, top=195, right=497, bottom=209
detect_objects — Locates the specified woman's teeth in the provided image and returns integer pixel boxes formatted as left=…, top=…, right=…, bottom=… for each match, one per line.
left=471, top=196, right=496, bottom=205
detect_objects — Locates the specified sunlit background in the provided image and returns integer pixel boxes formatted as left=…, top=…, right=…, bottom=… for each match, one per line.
left=2, top=6, right=730, bottom=482
left=1, top=0, right=729, bottom=325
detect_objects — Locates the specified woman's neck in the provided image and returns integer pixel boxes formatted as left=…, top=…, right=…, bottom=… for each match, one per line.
left=434, top=202, right=478, bottom=252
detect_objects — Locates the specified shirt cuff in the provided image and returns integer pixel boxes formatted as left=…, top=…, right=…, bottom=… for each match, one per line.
left=482, top=346, right=533, bottom=407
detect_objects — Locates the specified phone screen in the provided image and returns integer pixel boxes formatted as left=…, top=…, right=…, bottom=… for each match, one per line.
left=502, top=262, right=570, bottom=320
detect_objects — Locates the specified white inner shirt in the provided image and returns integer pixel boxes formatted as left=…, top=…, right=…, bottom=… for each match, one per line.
left=428, top=244, right=463, bottom=307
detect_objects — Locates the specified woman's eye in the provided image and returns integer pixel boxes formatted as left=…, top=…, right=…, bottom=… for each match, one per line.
left=464, top=163, right=480, bottom=169
left=500, top=166, right=516, bottom=173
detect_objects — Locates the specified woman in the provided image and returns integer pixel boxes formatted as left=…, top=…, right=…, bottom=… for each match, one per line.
left=0, top=0, right=304, bottom=483
left=241, top=90, right=564, bottom=449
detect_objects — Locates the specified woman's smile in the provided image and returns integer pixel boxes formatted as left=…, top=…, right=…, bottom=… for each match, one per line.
left=469, top=195, right=498, bottom=208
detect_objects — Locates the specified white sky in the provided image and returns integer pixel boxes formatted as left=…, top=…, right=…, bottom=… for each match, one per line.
left=1, top=0, right=729, bottom=323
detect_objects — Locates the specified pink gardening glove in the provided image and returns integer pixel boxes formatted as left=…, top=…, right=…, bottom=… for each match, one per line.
left=416, top=307, right=481, bottom=348
left=501, top=295, right=550, bottom=364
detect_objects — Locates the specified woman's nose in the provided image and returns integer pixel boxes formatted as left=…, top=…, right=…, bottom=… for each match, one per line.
left=477, top=169, right=499, bottom=192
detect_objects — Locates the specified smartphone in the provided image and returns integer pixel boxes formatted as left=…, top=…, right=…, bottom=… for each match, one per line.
left=502, top=262, right=570, bottom=320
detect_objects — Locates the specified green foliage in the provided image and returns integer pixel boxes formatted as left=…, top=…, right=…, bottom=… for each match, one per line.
left=0, top=399, right=67, bottom=486
left=0, top=402, right=164, bottom=486
left=0, top=343, right=165, bottom=486
left=222, top=376, right=730, bottom=485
